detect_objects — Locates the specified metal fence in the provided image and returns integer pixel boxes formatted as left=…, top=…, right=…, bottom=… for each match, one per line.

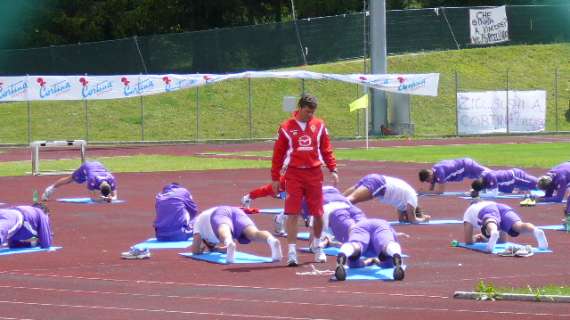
left=0, top=5, right=568, bottom=75
left=0, top=66, right=568, bottom=145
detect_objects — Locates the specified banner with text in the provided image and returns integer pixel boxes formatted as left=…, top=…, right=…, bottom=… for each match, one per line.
left=470, top=5, right=509, bottom=45
left=0, top=71, right=439, bottom=102
left=457, top=90, right=546, bottom=135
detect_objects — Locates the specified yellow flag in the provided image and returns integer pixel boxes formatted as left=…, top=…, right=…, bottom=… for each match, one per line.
left=349, top=94, right=368, bottom=112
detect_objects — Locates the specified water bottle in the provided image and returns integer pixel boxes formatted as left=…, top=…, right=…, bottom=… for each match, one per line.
left=33, top=190, right=39, bottom=203
left=450, top=240, right=459, bottom=247
left=565, top=214, right=570, bottom=233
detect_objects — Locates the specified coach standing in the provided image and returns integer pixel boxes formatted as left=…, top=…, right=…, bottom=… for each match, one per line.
left=271, top=94, right=339, bottom=266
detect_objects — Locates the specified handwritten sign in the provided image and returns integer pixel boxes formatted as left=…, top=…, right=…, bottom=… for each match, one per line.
left=470, top=6, right=509, bottom=45
left=457, top=90, right=546, bottom=135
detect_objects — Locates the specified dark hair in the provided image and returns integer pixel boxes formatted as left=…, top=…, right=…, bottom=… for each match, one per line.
left=298, top=94, right=318, bottom=109
left=471, top=179, right=483, bottom=192
left=100, top=182, right=111, bottom=197
left=418, top=169, right=431, bottom=182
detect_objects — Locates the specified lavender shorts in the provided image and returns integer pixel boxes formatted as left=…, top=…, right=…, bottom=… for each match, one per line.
left=356, top=174, right=386, bottom=197
left=347, top=219, right=397, bottom=259
left=478, top=206, right=521, bottom=236
left=211, top=206, right=254, bottom=244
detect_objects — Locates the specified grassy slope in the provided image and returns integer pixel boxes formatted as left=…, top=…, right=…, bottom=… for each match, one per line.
left=2, top=142, right=568, bottom=177
left=0, top=43, right=568, bottom=144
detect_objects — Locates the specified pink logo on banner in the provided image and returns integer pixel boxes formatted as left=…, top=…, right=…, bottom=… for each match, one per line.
left=397, top=76, right=406, bottom=84
left=121, top=77, right=130, bottom=86
left=162, top=76, right=171, bottom=85
left=79, top=77, right=89, bottom=87
left=359, top=76, right=367, bottom=81
left=36, top=77, right=46, bottom=87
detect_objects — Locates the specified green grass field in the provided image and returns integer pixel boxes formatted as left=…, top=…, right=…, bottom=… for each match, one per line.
left=2, top=141, right=568, bottom=177
left=0, top=43, right=568, bottom=144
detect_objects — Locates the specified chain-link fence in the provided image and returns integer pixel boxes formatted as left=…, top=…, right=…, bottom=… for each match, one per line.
left=0, top=5, right=568, bottom=75
left=0, top=5, right=568, bottom=144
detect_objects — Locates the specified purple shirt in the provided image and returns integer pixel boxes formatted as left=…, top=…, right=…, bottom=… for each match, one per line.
left=154, top=184, right=198, bottom=238
left=72, top=161, right=117, bottom=191
left=481, top=168, right=537, bottom=193
left=543, top=162, right=570, bottom=203
left=432, top=158, right=488, bottom=185
left=2, top=206, right=52, bottom=248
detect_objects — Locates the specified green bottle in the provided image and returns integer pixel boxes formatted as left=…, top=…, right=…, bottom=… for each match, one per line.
left=33, top=190, right=39, bottom=203
left=451, top=240, right=459, bottom=247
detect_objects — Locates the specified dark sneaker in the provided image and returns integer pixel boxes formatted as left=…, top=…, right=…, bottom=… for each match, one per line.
left=392, top=253, right=405, bottom=281
left=335, top=253, right=347, bottom=281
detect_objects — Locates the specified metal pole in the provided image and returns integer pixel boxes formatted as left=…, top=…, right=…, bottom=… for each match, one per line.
left=506, top=69, right=510, bottom=134
left=25, top=75, right=32, bottom=144
left=139, top=90, right=145, bottom=141
left=195, top=86, right=200, bottom=141
left=369, top=0, right=388, bottom=135
left=248, top=78, right=253, bottom=139
left=301, top=79, right=305, bottom=94
left=84, top=74, right=89, bottom=141
left=455, top=70, right=459, bottom=136
left=554, top=68, right=559, bottom=132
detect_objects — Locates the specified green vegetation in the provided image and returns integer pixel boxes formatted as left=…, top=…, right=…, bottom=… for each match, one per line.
left=1, top=141, right=568, bottom=176
left=497, top=285, right=570, bottom=296
left=231, top=142, right=570, bottom=168
left=0, top=43, right=568, bottom=144
left=0, top=155, right=269, bottom=177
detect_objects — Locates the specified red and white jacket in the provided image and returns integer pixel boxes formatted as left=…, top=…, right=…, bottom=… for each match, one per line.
left=271, top=115, right=336, bottom=181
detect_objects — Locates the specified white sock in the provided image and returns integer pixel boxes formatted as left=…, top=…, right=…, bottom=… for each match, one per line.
left=385, top=241, right=402, bottom=256
left=312, top=237, right=321, bottom=249
left=339, top=243, right=355, bottom=258
left=288, top=243, right=296, bottom=254
left=224, top=239, right=234, bottom=247
left=533, top=228, right=548, bottom=249
left=486, top=230, right=499, bottom=252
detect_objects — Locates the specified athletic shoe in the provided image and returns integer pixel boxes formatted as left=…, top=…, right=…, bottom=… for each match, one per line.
left=314, top=246, right=326, bottom=263
left=335, top=253, right=347, bottom=281
left=274, top=214, right=286, bottom=236
left=41, top=186, right=55, bottom=201
left=392, top=253, right=405, bottom=281
left=287, top=250, right=298, bottom=267
left=121, top=247, right=151, bottom=260
left=240, top=194, right=252, bottom=208
left=269, top=238, right=283, bottom=261
left=225, top=242, right=236, bottom=263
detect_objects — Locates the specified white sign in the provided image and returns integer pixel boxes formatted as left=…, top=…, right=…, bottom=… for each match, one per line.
left=470, top=6, right=509, bottom=45
left=457, top=90, right=546, bottom=135
left=0, top=71, right=439, bottom=102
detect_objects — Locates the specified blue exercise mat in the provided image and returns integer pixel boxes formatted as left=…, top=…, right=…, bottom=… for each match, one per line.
left=0, top=246, right=62, bottom=256
left=418, top=191, right=467, bottom=197
left=297, top=232, right=310, bottom=240
left=300, top=246, right=341, bottom=256
left=456, top=241, right=552, bottom=254
left=260, top=208, right=283, bottom=215
left=340, top=265, right=407, bottom=281
left=57, top=197, right=125, bottom=204
left=133, top=238, right=193, bottom=250
left=536, top=200, right=567, bottom=206
left=179, top=251, right=273, bottom=264
left=389, top=219, right=463, bottom=226
left=538, top=225, right=567, bottom=231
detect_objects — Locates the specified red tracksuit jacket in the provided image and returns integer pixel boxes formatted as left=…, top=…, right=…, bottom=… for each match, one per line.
left=271, top=116, right=336, bottom=181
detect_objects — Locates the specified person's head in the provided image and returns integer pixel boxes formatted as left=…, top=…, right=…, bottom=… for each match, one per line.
left=418, top=169, right=433, bottom=183
left=471, top=179, right=483, bottom=192
left=100, top=181, right=111, bottom=197
left=537, top=175, right=552, bottom=190
left=296, top=94, right=318, bottom=122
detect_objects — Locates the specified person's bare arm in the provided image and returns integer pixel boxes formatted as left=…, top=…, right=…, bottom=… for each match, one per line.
left=464, top=222, right=475, bottom=244
left=191, top=233, right=203, bottom=255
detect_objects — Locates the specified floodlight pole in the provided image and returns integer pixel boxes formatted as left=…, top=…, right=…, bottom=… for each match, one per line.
left=369, top=0, right=388, bottom=135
